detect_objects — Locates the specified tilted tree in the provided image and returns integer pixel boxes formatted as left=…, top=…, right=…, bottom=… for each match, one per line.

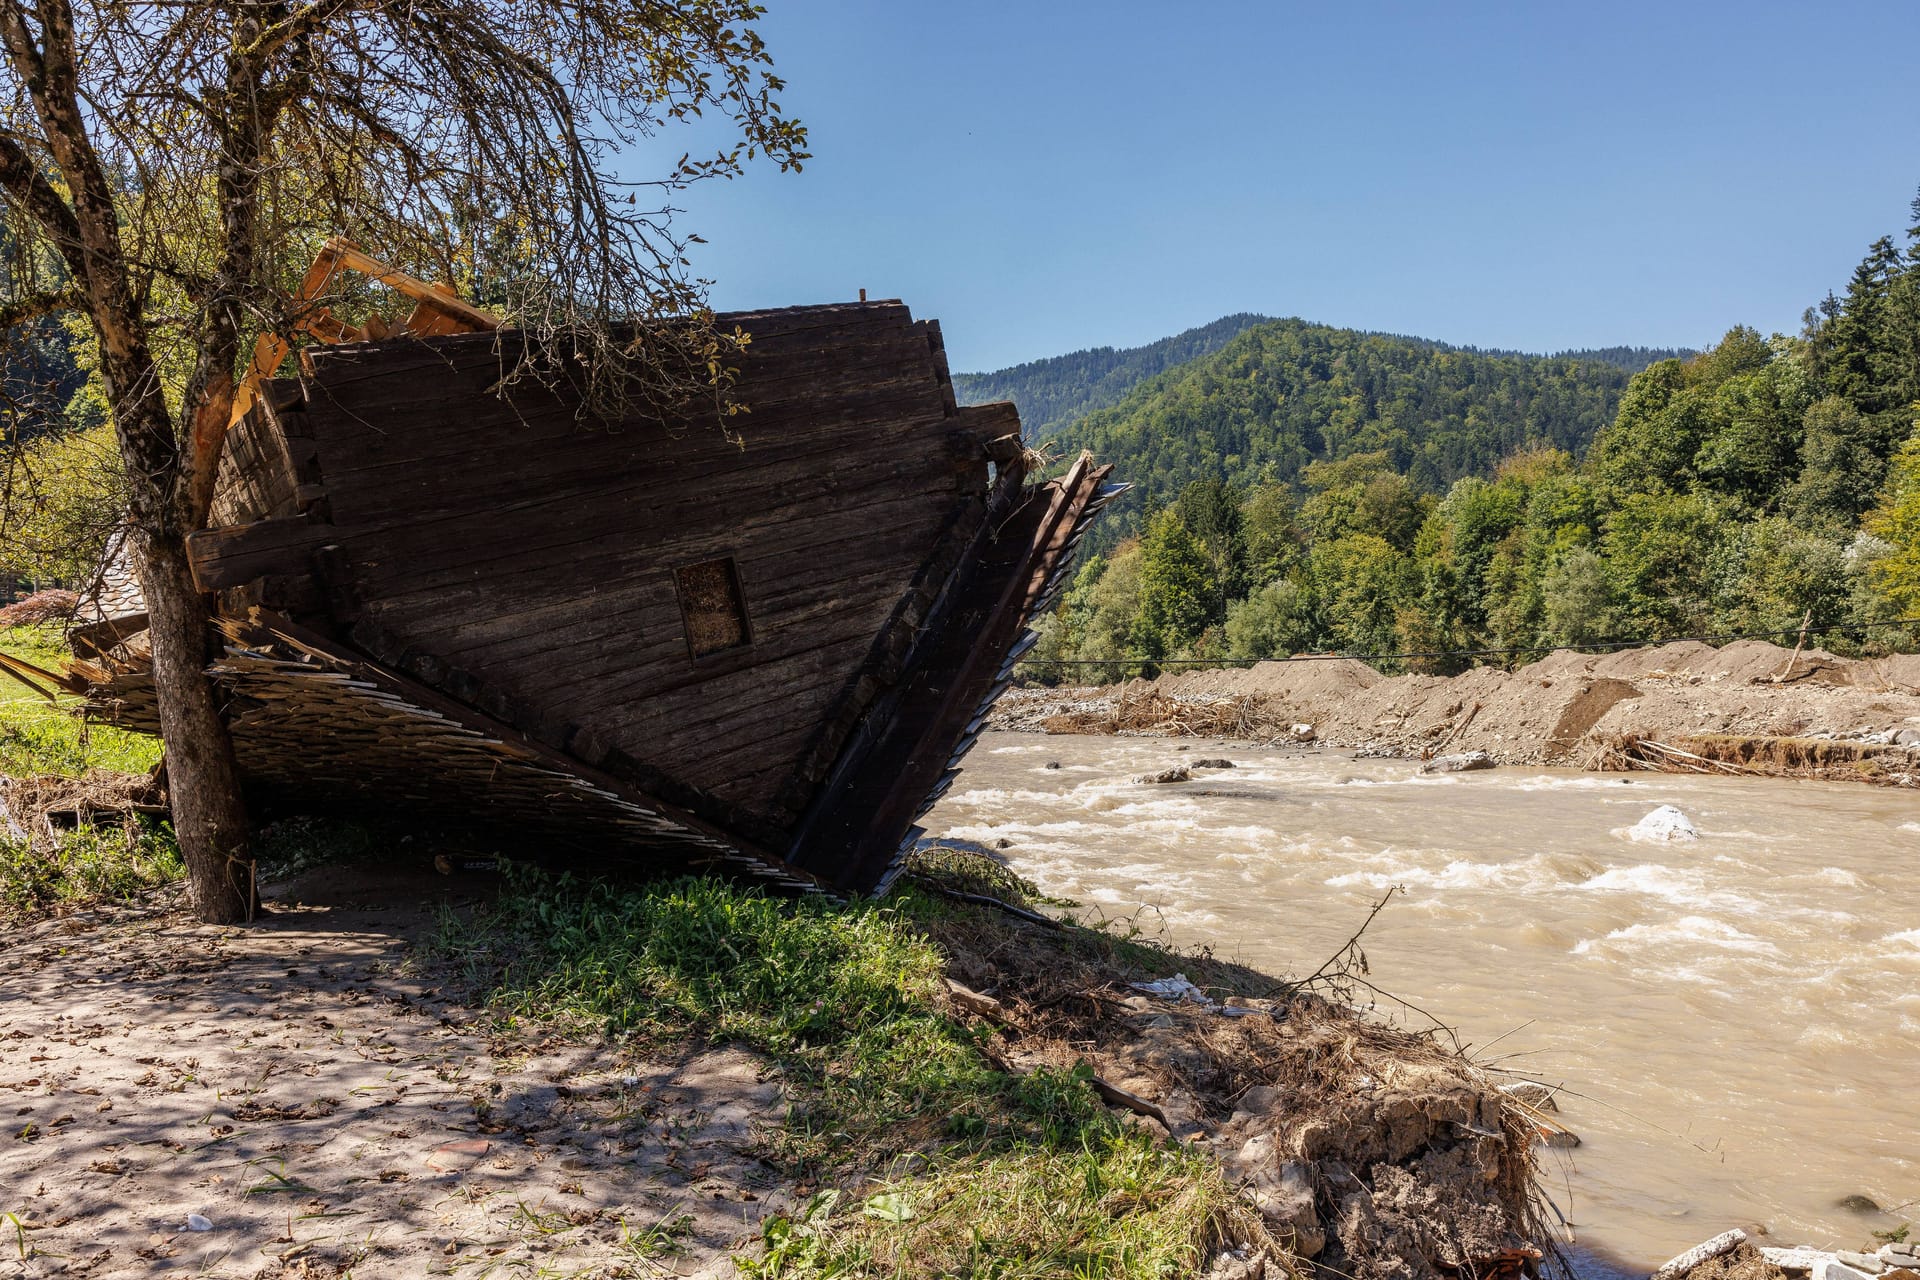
left=0, top=0, right=804, bottom=922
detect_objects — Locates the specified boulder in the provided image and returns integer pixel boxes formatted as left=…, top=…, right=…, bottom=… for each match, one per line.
left=1627, top=804, right=1698, bottom=843
left=1420, top=751, right=1496, bottom=774
left=1193, top=758, right=1236, bottom=769
left=1763, top=1248, right=1839, bottom=1273
left=1836, top=1253, right=1887, bottom=1275
left=1133, top=765, right=1191, bottom=784
left=1820, top=1262, right=1881, bottom=1280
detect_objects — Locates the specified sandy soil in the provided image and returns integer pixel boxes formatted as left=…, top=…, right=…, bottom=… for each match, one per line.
left=1, top=853, right=1556, bottom=1280
left=0, top=868, right=792, bottom=1279
left=996, top=640, right=1920, bottom=771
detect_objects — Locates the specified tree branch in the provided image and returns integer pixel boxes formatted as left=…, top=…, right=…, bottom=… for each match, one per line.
left=0, top=134, right=88, bottom=282
left=0, top=286, right=82, bottom=329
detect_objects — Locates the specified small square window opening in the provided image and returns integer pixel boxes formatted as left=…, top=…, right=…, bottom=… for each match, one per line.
left=676, top=557, right=750, bottom=658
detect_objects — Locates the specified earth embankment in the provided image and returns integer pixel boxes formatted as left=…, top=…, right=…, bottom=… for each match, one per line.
left=996, top=641, right=1920, bottom=780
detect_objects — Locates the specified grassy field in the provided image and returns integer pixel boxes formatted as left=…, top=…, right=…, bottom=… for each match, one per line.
left=0, top=623, right=176, bottom=919
left=0, top=624, right=160, bottom=776
left=436, top=863, right=1272, bottom=1279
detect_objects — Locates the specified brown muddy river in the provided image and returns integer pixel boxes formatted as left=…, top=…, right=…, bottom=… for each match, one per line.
left=924, top=730, right=1920, bottom=1271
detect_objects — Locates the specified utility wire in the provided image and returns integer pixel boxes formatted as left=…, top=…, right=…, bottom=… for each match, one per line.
left=1017, top=617, right=1920, bottom=668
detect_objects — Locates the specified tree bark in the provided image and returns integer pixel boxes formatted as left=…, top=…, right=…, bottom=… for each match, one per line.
left=139, top=531, right=257, bottom=922
left=0, top=0, right=260, bottom=925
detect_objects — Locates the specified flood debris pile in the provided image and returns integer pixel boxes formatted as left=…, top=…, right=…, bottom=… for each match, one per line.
left=0, top=769, right=165, bottom=847
left=999, top=639, right=1920, bottom=785
left=920, top=875, right=1558, bottom=1280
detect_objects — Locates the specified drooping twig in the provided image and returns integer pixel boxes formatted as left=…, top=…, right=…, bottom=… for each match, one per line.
left=1300, top=884, right=1400, bottom=988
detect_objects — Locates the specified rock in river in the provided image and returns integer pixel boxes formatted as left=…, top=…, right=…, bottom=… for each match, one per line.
left=1420, top=751, right=1495, bottom=774
left=1133, top=765, right=1191, bottom=785
left=1627, top=804, right=1699, bottom=843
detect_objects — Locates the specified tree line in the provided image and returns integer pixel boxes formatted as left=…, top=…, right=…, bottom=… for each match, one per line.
left=1031, top=190, right=1920, bottom=681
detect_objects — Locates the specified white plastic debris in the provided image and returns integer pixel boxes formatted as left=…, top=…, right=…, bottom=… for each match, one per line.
left=185, top=1214, right=214, bottom=1232
left=1626, top=804, right=1698, bottom=843
left=1130, top=973, right=1210, bottom=1003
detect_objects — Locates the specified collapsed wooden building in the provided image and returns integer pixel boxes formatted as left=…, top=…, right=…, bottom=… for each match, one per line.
left=66, top=247, right=1118, bottom=895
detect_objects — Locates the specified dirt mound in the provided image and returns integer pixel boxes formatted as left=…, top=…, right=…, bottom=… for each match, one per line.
left=1857, top=653, right=1920, bottom=692
left=1587, top=640, right=1719, bottom=680
left=1697, top=639, right=1853, bottom=686
left=998, top=638, right=1920, bottom=778
left=1515, top=648, right=1602, bottom=680
left=1234, top=658, right=1384, bottom=701
left=1148, top=657, right=1383, bottom=702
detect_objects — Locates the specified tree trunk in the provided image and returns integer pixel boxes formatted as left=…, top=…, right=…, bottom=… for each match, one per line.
left=139, top=531, right=256, bottom=923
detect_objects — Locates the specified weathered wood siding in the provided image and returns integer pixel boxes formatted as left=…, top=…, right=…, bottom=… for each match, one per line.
left=210, top=302, right=1002, bottom=832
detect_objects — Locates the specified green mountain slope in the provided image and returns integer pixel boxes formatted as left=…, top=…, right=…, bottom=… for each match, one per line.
left=951, top=313, right=1273, bottom=438
left=1056, top=319, right=1663, bottom=543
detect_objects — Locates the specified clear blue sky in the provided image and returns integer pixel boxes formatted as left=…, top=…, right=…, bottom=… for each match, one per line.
left=659, top=1, right=1920, bottom=373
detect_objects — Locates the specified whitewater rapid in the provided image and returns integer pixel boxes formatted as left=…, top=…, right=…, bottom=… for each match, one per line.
left=924, top=731, right=1920, bottom=1269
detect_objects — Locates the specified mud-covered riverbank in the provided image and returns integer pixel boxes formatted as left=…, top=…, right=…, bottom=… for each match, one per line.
left=996, top=640, right=1920, bottom=784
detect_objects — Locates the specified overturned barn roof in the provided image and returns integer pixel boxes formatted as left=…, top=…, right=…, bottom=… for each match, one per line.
left=77, top=300, right=1117, bottom=894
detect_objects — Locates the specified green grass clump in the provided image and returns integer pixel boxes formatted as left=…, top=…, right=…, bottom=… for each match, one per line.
left=438, top=869, right=1013, bottom=1148
left=742, top=1128, right=1252, bottom=1280
left=0, top=822, right=183, bottom=920
left=0, top=625, right=161, bottom=777
left=2, top=625, right=177, bottom=919
left=439, top=868, right=1267, bottom=1278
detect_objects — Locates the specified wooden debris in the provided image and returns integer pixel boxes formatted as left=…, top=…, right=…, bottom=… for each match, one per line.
left=1088, top=1074, right=1171, bottom=1130
left=943, top=978, right=1009, bottom=1024
left=72, top=299, right=1119, bottom=895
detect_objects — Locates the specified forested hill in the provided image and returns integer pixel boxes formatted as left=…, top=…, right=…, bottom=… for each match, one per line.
left=1056, top=319, right=1654, bottom=545
left=1549, top=345, right=1695, bottom=371
left=951, top=313, right=1273, bottom=438
left=1025, top=186, right=1920, bottom=681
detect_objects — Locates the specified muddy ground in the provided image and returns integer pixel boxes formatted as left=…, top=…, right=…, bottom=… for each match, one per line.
left=0, top=867, right=792, bottom=1279
left=996, top=640, right=1920, bottom=773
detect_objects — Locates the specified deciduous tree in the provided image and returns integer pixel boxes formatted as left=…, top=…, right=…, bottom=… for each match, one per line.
left=0, top=0, right=804, bottom=921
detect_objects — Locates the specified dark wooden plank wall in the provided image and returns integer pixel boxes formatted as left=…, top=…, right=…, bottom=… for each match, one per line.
left=208, top=399, right=300, bottom=527
left=277, top=302, right=994, bottom=826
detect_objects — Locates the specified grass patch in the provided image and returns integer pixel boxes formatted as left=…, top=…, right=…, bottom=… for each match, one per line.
left=435, top=866, right=1268, bottom=1278
left=741, top=1135, right=1249, bottom=1279
left=0, top=624, right=160, bottom=777
left=2, top=624, right=176, bottom=920
left=0, top=821, right=183, bottom=921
